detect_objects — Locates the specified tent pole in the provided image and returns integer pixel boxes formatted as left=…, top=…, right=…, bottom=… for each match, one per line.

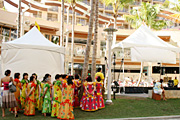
left=137, top=62, right=143, bottom=86
left=122, top=47, right=125, bottom=93
left=179, top=53, right=180, bottom=86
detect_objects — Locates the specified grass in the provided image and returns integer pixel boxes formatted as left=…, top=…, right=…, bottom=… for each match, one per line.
left=1, top=97, right=180, bottom=120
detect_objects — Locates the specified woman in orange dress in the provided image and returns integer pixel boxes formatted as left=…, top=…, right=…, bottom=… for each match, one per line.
left=10, top=73, right=22, bottom=112
left=57, top=76, right=75, bottom=120
left=24, top=76, right=36, bottom=116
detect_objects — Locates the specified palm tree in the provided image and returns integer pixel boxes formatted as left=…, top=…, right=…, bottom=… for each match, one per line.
left=124, top=2, right=169, bottom=30
left=100, top=0, right=134, bottom=45
left=91, top=0, right=99, bottom=81
left=17, top=0, right=22, bottom=38
left=60, top=0, right=64, bottom=47
left=66, top=0, right=81, bottom=75
left=80, top=0, right=96, bottom=99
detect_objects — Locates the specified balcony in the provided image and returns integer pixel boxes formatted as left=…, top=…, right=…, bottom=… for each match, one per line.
left=153, top=0, right=165, bottom=2
left=0, top=34, right=14, bottom=45
left=118, top=8, right=129, bottom=13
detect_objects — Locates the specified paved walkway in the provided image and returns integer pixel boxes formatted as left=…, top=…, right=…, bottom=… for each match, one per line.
left=92, top=115, right=180, bottom=120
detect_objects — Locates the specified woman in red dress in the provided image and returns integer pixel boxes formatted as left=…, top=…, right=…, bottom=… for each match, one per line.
left=95, top=76, right=105, bottom=109
left=80, top=75, right=98, bottom=111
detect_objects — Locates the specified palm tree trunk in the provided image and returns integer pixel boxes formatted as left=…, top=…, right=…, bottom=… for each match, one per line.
left=60, top=0, right=64, bottom=46
left=65, top=6, right=70, bottom=74
left=79, top=0, right=95, bottom=100
left=91, top=0, right=99, bottom=81
left=17, top=0, right=21, bottom=38
left=112, top=12, right=117, bottom=45
left=71, top=4, right=75, bottom=75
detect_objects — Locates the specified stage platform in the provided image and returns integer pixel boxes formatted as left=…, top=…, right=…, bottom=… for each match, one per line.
left=119, top=87, right=180, bottom=94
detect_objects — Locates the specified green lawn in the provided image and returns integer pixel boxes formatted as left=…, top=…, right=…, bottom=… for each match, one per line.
left=1, top=97, right=180, bottom=120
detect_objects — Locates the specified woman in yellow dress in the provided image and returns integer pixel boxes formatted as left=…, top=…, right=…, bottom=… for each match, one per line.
left=24, top=76, right=36, bottom=116
left=38, top=79, right=45, bottom=111
left=10, top=73, right=22, bottom=112
left=57, top=76, right=75, bottom=120
left=51, top=74, right=62, bottom=117
left=32, top=73, right=40, bottom=109
left=20, top=73, right=29, bottom=109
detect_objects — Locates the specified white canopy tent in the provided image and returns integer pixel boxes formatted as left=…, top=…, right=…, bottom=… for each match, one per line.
left=112, top=25, right=180, bottom=85
left=1, top=27, right=65, bottom=81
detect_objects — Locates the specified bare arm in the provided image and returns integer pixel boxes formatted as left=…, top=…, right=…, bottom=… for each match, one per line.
left=26, top=87, right=34, bottom=98
left=0, top=79, right=3, bottom=87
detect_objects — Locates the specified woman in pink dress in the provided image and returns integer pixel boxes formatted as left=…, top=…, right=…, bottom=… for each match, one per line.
left=73, top=74, right=81, bottom=108
left=95, top=76, right=105, bottom=109
left=80, top=75, right=98, bottom=111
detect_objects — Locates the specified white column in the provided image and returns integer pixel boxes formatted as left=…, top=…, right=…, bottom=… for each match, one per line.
left=20, top=12, right=24, bottom=37
left=106, top=34, right=112, bottom=104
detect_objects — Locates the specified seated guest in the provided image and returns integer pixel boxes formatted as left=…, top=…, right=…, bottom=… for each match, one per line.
left=153, top=79, right=166, bottom=101
left=174, top=77, right=179, bottom=88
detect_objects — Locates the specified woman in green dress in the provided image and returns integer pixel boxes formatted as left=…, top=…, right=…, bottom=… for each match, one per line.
left=42, top=74, right=52, bottom=117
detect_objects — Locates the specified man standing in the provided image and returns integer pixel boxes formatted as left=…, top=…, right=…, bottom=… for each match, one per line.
left=174, top=77, right=179, bottom=88
left=95, top=68, right=105, bottom=98
left=95, top=68, right=104, bottom=82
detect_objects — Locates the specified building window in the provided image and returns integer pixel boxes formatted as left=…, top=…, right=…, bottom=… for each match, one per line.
left=48, top=6, right=58, bottom=12
left=33, top=11, right=42, bottom=18
left=105, top=12, right=113, bottom=16
left=45, top=34, right=50, bottom=40
left=47, top=13, right=58, bottom=21
left=11, top=29, right=17, bottom=40
left=51, top=35, right=59, bottom=45
left=76, top=18, right=86, bottom=26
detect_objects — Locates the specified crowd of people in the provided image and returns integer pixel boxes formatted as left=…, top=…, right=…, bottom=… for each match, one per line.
left=0, top=68, right=105, bottom=119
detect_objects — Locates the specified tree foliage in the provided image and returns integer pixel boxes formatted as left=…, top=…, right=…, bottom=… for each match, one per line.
left=124, top=2, right=169, bottom=30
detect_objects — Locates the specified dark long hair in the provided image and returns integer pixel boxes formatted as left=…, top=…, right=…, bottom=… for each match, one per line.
left=14, top=73, right=20, bottom=79
left=97, top=76, right=101, bottom=82
left=43, top=73, right=51, bottom=82
left=67, top=76, right=73, bottom=85
left=86, top=75, right=92, bottom=82
left=5, top=70, right=11, bottom=76
left=30, top=76, right=34, bottom=82
left=23, top=73, right=28, bottom=79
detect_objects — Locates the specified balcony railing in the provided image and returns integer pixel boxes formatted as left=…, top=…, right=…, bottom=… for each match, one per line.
left=153, top=0, right=165, bottom=2
left=0, top=34, right=14, bottom=45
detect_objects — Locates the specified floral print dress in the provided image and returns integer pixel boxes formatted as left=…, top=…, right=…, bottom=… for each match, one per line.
left=24, top=82, right=36, bottom=116
left=20, top=79, right=29, bottom=109
left=73, top=79, right=81, bottom=108
left=51, top=81, right=62, bottom=117
left=42, top=83, right=51, bottom=113
left=38, top=82, right=44, bottom=111
left=80, top=82, right=98, bottom=111
left=57, top=82, right=75, bottom=120
left=35, top=80, right=40, bottom=109
left=95, top=82, right=105, bottom=109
